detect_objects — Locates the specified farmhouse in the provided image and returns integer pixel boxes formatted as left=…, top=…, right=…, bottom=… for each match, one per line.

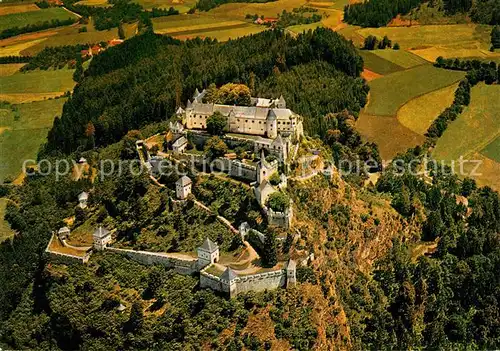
left=180, top=89, right=303, bottom=140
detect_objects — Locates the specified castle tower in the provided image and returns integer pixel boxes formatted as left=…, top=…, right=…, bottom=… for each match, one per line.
left=93, top=227, right=111, bottom=250
left=197, top=237, right=219, bottom=267
left=176, top=176, right=192, bottom=200
left=220, top=267, right=238, bottom=298
left=257, top=150, right=271, bottom=184
left=276, top=95, right=286, bottom=109
left=78, top=191, right=88, bottom=209
left=266, top=110, right=277, bottom=139
left=286, top=259, right=296, bottom=287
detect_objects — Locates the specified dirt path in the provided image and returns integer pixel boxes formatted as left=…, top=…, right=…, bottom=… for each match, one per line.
left=62, top=6, right=82, bottom=18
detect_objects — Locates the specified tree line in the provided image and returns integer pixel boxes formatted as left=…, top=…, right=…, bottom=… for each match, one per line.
left=20, top=45, right=92, bottom=71
left=0, top=17, right=77, bottom=40
left=344, top=0, right=500, bottom=27
left=343, top=0, right=423, bottom=27
left=427, top=58, right=499, bottom=142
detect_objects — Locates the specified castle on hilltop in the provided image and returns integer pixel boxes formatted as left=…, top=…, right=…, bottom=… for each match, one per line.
left=177, top=89, right=304, bottom=140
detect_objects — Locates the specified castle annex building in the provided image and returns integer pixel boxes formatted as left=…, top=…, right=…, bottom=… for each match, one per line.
left=179, top=89, right=304, bottom=140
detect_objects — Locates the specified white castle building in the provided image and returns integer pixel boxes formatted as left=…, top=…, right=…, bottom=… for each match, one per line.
left=178, top=89, right=304, bottom=140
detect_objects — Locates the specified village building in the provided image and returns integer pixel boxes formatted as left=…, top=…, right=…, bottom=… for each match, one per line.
left=172, top=136, right=188, bottom=153
left=78, top=191, right=88, bottom=209
left=179, top=90, right=303, bottom=140
left=197, top=237, right=219, bottom=266
left=176, top=176, right=192, bottom=200
left=93, top=227, right=112, bottom=250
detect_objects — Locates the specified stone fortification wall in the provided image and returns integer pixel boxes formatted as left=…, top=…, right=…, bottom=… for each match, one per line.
left=200, top=267, right=288, bottom=297
left=237, top=270, right=287, bottom=294
left=45, top=234, right=91, bottom=264
left=267, top=207, right=293, bottom=229
left=107, top=247, right=200, bottom=275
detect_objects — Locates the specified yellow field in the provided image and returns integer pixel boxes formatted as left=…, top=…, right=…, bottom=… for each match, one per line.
left=356, top=112, right=425, bottom=160
left=409, top=46, right=500, bottom=63
left=0, top=63, right=25, bottom=76
left=156, top=20, right=244, bottom=34
left=0, top=3, right=40, bottom=16
left=74, top=0, right=109, bottom=6
left=133, top=0, right=197, bottom=12
left=207, top=0, right=308, bottom=20
left=397, top=82, right=459, bottom=135
left=0, top=38, right=47, bottom=56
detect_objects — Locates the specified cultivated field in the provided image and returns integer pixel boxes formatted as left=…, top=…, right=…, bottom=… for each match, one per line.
left=0, top=7, right=78, bottom=32
left=355, top=24, right=500, bottom=62
left=0, top=3, right=40, bottom=16
left=433, top=84, right=500, bottom=163
left=0, top=63, right=25, bottom=76
left=134, top=0, right=197, bottom=12
left=207, top=0, right=308, bottom=20
left=356, top=113, right=425, bottom=159
left=153, top=13, right=264, bottom=40
left=0, top=98, right=67, bottom=182
left=359, top=50, right=404, bottom=75
left=481, top=137, right=500, bottom=163
left=0, top=69, right=75, bottom=99
left=397, top=82, right=459, bottom=135
left=432, top=84, right=500, bottom=190
left=0, top=198, right=15, bottom=243
left=365, top=65, right=465, bottom=116
left=370, top=49, right=428, bottom=69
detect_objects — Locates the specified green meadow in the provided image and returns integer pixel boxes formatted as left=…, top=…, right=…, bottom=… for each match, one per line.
left=0, top=7, right=78, bottom=32
left=0, top=98, right=67, bottom=182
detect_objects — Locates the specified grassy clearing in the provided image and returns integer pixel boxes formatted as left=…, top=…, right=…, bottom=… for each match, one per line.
left=481, top=137, right=500, bottom=163
left=433, top=84, right=500, bottom=162
left=397, top=82, right=459, bottom=135
left=0, top=3, right=40, bottom=16
left=0, top=63, right=25, bottom=76
left=359, top=50, right=404, bottom=75
left=371, top=49, right=428, bottom=68
left=0, top=98, right=67, bottom=182
left=0, top=69, right=75, bottom=94
left=365, top=65, right=465, bottom=116
left=355, top=113, right=425, bottom=160
left=0, top=198, right=15, bottom=243
left=0, top=8, right=78, bottom=32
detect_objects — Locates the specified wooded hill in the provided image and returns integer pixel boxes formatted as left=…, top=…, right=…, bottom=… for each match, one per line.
left=42, top=29, right=366, bottom=156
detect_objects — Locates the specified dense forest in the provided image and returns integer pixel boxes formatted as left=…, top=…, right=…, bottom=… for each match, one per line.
left=43, top=28, right=365, bottom=156
left=344, top=0, right=500, bottom=27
